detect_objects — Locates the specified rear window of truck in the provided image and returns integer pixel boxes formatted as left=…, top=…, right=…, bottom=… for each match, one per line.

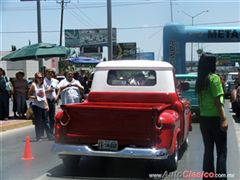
left=107, top=70, right=156, bottom=86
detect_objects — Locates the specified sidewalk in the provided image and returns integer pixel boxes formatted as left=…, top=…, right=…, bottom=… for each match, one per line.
left=0, top=117, right=33, bottom=132
left=0, top=103, right=61, bottom=132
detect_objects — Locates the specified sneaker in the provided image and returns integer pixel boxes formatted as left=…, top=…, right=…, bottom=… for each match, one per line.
left=35, top=137, right=42, bottom=142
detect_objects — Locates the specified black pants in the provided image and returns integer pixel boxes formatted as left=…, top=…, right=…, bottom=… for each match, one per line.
left=47, top=98, right=56, bottom=134
left=200, top=116, right=227, bottom=180
left=32, top=105, right=52, bottom=140
left=0, top=92, right=9, bottom=120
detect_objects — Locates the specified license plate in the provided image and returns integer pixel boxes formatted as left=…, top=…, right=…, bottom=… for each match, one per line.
left=98, top=140, right=118, bottom=151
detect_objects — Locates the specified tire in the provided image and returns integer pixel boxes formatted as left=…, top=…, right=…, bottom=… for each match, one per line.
left=165, top=139, right=178, bottom=172
left=179, top=136, right=188, bottom=158
left=182, top=136, right=188, bottom=150
left=62, top=155, right=80, bottom=169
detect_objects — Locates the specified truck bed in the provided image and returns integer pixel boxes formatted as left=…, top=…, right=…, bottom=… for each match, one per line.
left=59, top=102, right=171, bottom=147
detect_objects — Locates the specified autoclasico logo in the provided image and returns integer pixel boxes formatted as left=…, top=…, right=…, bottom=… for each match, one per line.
left=149, top=171, right=235, bottom=179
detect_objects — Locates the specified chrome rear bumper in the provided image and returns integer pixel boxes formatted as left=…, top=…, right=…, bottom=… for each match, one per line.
left=52, top=143, right=168, bottom=160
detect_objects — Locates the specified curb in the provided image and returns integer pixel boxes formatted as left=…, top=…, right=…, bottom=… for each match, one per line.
left=0, top=120, right=33, bottom=132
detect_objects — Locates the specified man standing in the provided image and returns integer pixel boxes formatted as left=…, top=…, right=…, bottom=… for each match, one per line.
left=57, top=70, right=84, bottom=105
left=44, top=68, right=59, bottom=134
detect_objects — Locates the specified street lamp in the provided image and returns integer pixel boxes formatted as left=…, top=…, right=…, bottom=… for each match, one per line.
left=180, top=10, right=209, bottom=26
left=179, top=10, right=209, bottom=71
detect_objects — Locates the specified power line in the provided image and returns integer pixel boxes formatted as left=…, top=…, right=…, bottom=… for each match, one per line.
left=66, top=9, right=94, bottom=27
left=0, top=20, right=239, bottom=34
left=71, top=2, right=99, bottom=27
left=1, top=1, right=164, bottom=11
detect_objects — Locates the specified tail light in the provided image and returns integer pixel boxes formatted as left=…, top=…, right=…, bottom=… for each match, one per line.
left=156, top=116, right=163, bottom=129
left=156, top=110, right=179, bottom=129
left=55, top=122, right=61, bottom=139
left=54, top=107, right=70, bottom=141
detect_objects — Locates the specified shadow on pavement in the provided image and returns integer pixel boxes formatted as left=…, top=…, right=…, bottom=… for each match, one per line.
left=46, top=142, right=189, bottom=180
left=46, top=156, right=179, bottom=179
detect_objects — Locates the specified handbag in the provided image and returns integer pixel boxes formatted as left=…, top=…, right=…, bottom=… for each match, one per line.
left=4, top=77, right=12, bottom=95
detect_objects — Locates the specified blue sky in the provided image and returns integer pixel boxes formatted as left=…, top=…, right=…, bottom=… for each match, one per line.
left=1, top=0, right=240, bottom=60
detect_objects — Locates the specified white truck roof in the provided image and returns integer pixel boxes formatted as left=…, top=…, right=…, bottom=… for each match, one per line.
left=92, top=60, right=175, bottom=93
left=95, top=60, right=173, bottom=70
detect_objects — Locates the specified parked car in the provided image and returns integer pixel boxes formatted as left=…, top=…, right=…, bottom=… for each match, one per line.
left=175, top=74, right=199, bottom=118
left=52, top=60, right=192, bottom=171
left=224, top=72, right=238, bottom=98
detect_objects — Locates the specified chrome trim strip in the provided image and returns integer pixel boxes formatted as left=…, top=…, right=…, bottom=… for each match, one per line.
left=52, top=143, right=168, bottom=160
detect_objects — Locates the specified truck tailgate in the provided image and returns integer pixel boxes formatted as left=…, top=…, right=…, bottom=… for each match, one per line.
left=61, top=103, right=170, bottom=146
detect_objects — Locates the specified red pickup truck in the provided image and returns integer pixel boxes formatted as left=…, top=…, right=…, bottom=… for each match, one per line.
left=52, top=60, right=191, bottom=171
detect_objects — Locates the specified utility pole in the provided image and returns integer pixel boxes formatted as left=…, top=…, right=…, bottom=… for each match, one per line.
left=36, top=0, right=42, bottom=43
left=107, top=0, right=112, bottom=61
left=59, top=0, right=64, bottom=46
left=57, top=0, right=70, bottom=74
left=170, top=0, right=173, bottom=22
left=58, top=0, right=70, bottom=46
left=37, top=0, right=43, bottom=72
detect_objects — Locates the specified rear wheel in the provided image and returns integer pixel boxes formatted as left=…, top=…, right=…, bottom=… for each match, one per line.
left=182, top=136, right=188, bottom=150
left=62, top=155, right=80, bottom=169
left=179, top=137, right=188, bottom=158
left=165, top=139, right=178, bottom=171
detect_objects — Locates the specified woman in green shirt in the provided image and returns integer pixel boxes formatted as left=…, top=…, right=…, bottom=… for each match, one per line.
left=195, top=53, right=228, bottom=180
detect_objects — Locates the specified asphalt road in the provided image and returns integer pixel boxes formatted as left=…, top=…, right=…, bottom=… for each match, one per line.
left=1, top=102, right=240, bottom=180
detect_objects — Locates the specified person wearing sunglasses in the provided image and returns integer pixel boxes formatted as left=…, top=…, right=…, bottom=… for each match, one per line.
left=28, top=72, right=53, bottom=141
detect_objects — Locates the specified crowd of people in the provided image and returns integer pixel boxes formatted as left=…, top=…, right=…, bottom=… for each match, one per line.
left=0, top=67, right=93, bottom=141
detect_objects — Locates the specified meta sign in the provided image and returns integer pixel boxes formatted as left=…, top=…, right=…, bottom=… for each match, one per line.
left=163, top=24, right=240, bottom=73
left=208, top=30, right=239, bottom=39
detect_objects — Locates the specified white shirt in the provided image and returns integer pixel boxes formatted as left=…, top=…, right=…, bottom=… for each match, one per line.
left=57, top=78, right=82, bottom=105
left=44, top=77, right=59, bottom=100
left=32, top=83, right=47, bottom=109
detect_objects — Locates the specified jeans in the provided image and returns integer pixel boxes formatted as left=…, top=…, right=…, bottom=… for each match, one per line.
left=16, top=95, right=27, bottom=115
left=47, top=98, right=56, bottom=134
left=32, top=105, right=53, bottom=140
left=200, top=116, right=227, bottom=180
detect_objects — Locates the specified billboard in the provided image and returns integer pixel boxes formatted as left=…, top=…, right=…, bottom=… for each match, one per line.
left=113, top=42, right=137, bottom=60
left=65, top=28, right=117, bottom=47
